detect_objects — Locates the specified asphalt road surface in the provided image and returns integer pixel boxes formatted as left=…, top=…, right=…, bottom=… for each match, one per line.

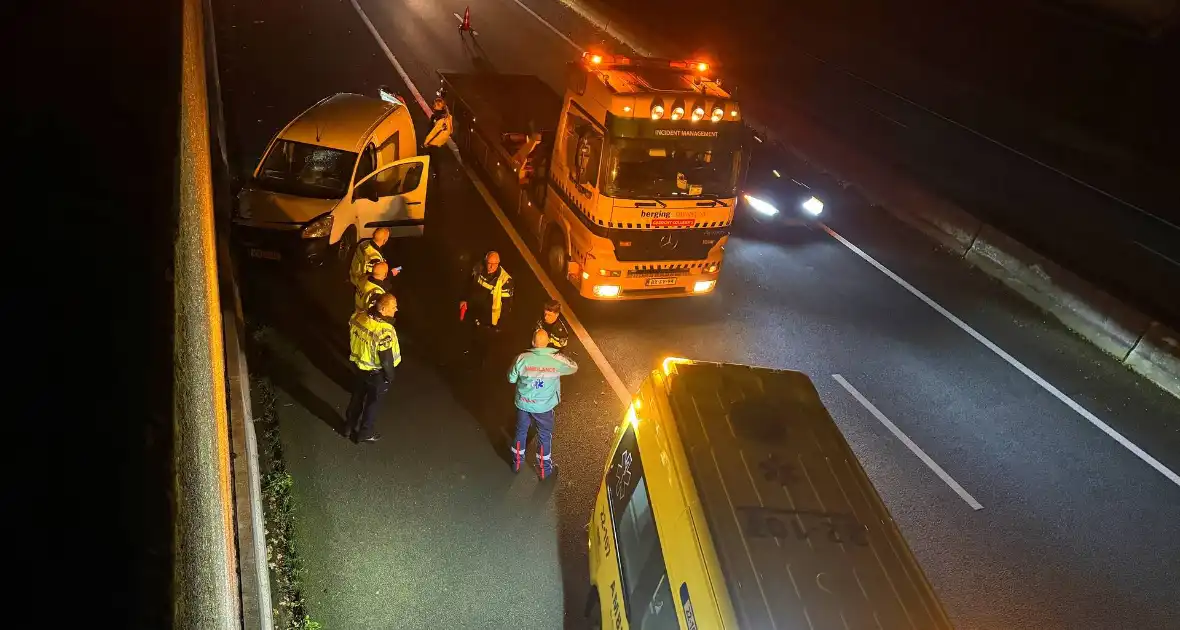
left=212, top=0, right=1180, bottom=628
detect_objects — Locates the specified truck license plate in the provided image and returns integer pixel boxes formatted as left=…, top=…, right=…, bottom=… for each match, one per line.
left=646, top=277, right=676, bottom=287
left=249, top=248, right=281, bottom=260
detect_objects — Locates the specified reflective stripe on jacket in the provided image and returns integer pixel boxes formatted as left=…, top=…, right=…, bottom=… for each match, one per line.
left=507, top=348, right=578, bottom=413
left=476, top=267, right=512, bottom=326
left=355, top=278, right=386, bottom=313
left=350, top=240, right=384, bottom=288
left=537, top=317, right=570, bottom=349
left=349, top=310, right=401, bottom=370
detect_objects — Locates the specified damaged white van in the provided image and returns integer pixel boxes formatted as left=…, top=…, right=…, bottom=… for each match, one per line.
left=232, top=90, right=431, bottom=265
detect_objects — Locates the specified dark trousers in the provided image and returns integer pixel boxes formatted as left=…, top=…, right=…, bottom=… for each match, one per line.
left=426, top=145, right=443, bottom=179
left=345, top=366, right=391, bottom=439
left=465, top=318, right=502, bottom=367
left=511, top=408, right=555, bottom=476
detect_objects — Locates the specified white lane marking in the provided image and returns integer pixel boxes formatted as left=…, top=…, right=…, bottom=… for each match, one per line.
left=351, top=0, right=633, bottom=407
left=451, top=12, right=478, bottom=36
left=833, top=374, right=984, bottom=511
left=1133, top=240, right=1180, bottom=269
left=823, top=224, right=1180, bottom=489
left=507, top=0, right=582, bottom=51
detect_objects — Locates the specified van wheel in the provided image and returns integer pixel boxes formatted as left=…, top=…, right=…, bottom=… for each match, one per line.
left=543, top=232, right=567, bottom=282
left=335, top=226, right=357, bottom=270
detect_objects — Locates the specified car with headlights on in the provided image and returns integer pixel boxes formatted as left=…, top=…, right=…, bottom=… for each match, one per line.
left=232, top=89, right=432, bottom=266
left=737, top=132, right=828, bottom=231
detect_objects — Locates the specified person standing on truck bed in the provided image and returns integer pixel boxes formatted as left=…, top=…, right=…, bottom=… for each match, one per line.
left=345, top=293, right=401, bottom=443
left=508, top=328, right=578, bottom=479
left=349, top=227, right=399, bottom=288
left=422, top=97, right=452, bottom=181
left=459, top=250, right=513, bottom=367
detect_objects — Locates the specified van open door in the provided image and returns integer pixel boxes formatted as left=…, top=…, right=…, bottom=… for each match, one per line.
left=351, top=155, right=431, bottom=238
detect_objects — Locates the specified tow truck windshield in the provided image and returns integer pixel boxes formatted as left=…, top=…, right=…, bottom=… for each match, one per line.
left=254, top=140, right=357, bottom=200
left=602, top=137, right=742, bottom=200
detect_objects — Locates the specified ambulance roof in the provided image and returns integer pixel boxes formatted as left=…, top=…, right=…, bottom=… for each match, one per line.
left=656, top=360, right=953, bottom=629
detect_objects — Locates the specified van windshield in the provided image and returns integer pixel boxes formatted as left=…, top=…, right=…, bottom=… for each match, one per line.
left=254, top=140, right=357, bottom=199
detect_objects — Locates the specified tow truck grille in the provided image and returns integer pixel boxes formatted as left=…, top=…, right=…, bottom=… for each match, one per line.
left=627, top=264, right=695, bottom=277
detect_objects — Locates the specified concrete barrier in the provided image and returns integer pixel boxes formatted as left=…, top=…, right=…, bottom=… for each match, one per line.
left=557, top=0, right=1180, bottom=400
left=1126, top=322, right=1180, bottom=399
left=965, top=225, right=1154, bottom=359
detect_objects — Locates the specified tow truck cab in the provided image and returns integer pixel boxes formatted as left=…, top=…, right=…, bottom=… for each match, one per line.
left=439, top=52, right=751, bottom=300
left=232, top=90, right=431, bottom=265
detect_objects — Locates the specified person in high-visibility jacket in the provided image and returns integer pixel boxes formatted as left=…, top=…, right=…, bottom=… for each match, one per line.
left=355, top=260, right=390, bottom=313
left=459, top=250, right=513, bottom=366
left=349, top=227, right=400, bottom=288
left=508, top=328, right=578, bottom=478
left=535, top=299, right=569, bottom=350
left=422, top=97, right=452, bottom=180
left=345, top=293, right=401, bottom=443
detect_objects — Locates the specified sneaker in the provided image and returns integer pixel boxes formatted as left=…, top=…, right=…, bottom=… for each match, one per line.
left=361, top=433, right=383, bottom=443
left=536, top=463, right=559, bottom=481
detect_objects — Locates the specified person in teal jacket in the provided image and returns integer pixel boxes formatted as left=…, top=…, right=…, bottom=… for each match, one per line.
left=508, top=328, right=578, bottom=478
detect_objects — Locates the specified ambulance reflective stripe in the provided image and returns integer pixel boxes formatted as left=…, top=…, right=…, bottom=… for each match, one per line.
left=477, top=269, right=512, bottom=326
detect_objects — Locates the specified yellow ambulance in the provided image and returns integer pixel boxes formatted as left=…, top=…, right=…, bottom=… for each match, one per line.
left=586, top=358, right=953, bottom=629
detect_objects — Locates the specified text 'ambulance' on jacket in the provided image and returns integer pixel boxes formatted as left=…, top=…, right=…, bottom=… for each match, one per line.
left=507, top=348, right=578, bottom=413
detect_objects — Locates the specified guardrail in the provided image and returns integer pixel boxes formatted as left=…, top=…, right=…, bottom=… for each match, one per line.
left=174, top=0, right=271, bottom=626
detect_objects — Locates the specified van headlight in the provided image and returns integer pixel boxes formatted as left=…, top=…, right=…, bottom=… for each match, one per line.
left=302, top=214, right=333, bottom=239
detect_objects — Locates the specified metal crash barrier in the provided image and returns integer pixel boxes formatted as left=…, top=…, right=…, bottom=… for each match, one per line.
left=174, top=0, right=270, bottom=626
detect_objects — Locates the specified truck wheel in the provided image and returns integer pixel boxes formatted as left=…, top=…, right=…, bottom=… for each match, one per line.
left=335, top=226, right=357, bottom=270
left=544, top=232, right=567, bottom=282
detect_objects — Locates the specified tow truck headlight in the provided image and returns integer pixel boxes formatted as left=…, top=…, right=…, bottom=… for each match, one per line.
left=671, top=106, right=684, bottom=121
left=743, top=194, right=778, bottom=217
left=593, top=284, right=621, bottom=298
left=802, top=196, right=824, bottom=216
left=302, top=214, right=333, bottom=239
left=693, top=280, right=716, bottom=293
left=710, top=107, right=724, bottom=122
left=705, top=262, right=720, bottom=273
left=691, top=106, right=705, bottom=122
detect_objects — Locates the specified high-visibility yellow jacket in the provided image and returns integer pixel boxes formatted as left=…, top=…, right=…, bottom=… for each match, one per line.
left=466, top=266, right=513, bottom=326
left=423, top=113, right=453, bottom=148
left=355, top=277, right=387, bottom=313
left=349, top=309, right=401, bottom=375
left=350, top=239, right=385, bottom=288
